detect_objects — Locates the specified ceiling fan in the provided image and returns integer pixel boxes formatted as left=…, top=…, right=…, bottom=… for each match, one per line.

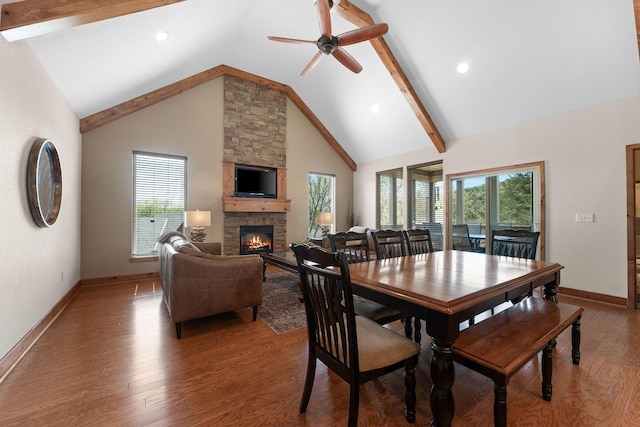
left=267, top=0, right=388, bottom=76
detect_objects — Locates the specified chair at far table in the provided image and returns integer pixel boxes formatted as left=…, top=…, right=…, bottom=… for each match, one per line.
left=452, top=223, right=484, bottom=253
left=327, top=232, right=406, bottom=326
left=403, top=229, right=434, bottom=255
left=290, top=244, right=421, bottom=427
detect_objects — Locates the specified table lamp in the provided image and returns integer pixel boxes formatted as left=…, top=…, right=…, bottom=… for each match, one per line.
left=185, top=210, right=211, bottom=242
left=316, top=212, right=334, bottom=236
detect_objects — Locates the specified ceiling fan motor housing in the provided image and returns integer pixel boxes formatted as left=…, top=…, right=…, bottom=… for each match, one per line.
left=318, top=35, right=338, bottom=54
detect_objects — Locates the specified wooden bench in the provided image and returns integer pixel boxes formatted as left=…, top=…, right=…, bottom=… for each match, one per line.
left=453, top=297, right=583, bottom=427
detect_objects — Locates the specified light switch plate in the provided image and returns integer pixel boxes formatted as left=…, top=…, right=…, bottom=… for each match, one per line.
left=575, top=213, right=594, bottom=223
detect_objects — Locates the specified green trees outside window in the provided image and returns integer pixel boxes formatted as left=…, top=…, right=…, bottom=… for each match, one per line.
left=308, top=173, right=335, bottom=238
left=448, top=162, right=544, bottom=257
left=452, top=173, right=533, bottom=227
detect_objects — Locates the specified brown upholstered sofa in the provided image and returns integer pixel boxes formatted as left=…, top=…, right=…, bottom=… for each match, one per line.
left=157, top=231, right=263, bottom=338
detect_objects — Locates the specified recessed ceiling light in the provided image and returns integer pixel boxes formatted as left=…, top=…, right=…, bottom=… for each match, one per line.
left=456, top=62, right=470, bottom=74
left=371, top=104, right=380, bottom=114
left=156, top=31, right=169, bottom=42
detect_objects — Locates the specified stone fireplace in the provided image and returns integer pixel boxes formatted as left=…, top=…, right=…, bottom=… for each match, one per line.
left=222, top=76, right=289, bottom=256
left=239, top=225, right=273, bottom=255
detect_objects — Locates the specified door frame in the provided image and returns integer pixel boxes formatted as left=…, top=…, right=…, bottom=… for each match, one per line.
left=625, top=144, right=639, bottom=309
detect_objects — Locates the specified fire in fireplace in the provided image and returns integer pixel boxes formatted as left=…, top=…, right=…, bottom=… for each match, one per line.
left=239, top=225, right=274, bottom=255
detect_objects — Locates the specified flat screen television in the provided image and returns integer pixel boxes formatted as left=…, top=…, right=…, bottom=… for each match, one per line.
left=234, top=164, right=278, bottom=198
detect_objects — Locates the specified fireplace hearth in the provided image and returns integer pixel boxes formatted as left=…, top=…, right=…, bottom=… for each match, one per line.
left=240, top=225, right=274, bottom=255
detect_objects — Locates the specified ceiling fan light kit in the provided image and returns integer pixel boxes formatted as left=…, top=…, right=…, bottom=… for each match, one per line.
left=268, top=0, right=388, bottom=76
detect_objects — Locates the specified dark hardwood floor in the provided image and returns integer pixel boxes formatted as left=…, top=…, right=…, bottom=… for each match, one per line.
left=1, top=266, right=639, bottom=426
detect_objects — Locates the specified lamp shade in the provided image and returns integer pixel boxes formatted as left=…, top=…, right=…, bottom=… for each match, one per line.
left=185, top=210, right=211, bottom=227
left=316, top=212, right=334, bottom=225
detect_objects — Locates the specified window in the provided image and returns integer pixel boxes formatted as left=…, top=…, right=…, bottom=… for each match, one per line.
left=308, top=173, right=335, bottom=238
left=447, top=162, right=544, bottom=258
left=133, top=151, right=186, bottom=257
left=377, top=168, right=403, bottom=230
left=408, top=162, right=443, bottom=227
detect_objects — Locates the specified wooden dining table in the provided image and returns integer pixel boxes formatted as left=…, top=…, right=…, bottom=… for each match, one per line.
left=347, top=250, right=563, bottom=427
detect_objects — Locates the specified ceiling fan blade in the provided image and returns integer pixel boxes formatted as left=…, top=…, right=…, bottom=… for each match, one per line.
left=317, top=0, right=332, bottom=38
left=337, top=23, right=388, bottom=46
left=301, top=51, right=324, bottom=76
left=332, top=47, right=363, bottom=74
left=267, top=36, right=317, bottom=45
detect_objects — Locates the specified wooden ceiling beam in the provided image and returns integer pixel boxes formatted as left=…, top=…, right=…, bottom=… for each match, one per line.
left=0, top=0, right=182, bottom=42
left=334, top=0, right=447, bottom=153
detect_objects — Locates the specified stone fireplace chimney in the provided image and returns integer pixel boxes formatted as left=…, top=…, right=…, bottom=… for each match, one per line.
left=222, top=76, right=288, bottom=255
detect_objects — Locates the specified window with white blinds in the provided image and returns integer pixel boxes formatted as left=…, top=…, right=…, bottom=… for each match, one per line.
left=132, top=151, right=187, bottom=257
left=377, top=168, right=403, bottom=230
left=408, top=162, right=443, bottom=227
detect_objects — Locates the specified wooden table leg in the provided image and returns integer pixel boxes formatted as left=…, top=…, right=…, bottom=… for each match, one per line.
left=542, top=274, right=559, bottom=302
left=430, top=339, right=455, bottom=427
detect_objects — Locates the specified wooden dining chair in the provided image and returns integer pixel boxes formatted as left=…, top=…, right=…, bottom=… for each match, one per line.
left=290, top=244, right=421, bottom=427
left=403, top=229, right=434, bottom=255
left=370, top=229, right=424, bottom=342
left=401, top=229, right=433, bottom=342
left=371, top=229, right=406, bottom=259
left=489, top=229, right=542, bottom=315
left=326, top=231, right=371, bottom=264
left=491, top=229, right=540, bottom=260
left=326, top=232, right=405, bottom=326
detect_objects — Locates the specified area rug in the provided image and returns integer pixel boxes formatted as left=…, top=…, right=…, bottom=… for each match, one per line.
left=257, top=267, right=307, bottom=334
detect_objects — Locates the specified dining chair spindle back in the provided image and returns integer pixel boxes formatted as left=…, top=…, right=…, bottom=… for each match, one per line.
left=290, top=244, right=421, bottom=427
left=403, top=229, right=434, bottom=255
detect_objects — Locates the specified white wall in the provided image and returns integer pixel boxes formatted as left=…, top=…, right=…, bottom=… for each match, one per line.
left=81, top=78, right=354, bottom=279
left=355, top=96, right=640, bottom=299
left=286, top=98, right=354, bottom=242
left=0, top=36, right=81, bottom=360
left=81, top=79, right=225, bottom=279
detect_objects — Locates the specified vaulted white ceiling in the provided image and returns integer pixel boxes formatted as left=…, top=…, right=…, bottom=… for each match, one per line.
left=3, top=0, right=640, bottom=164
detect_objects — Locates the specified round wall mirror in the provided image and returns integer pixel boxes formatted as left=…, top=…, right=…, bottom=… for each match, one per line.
left=27, top=138, right=62, bottom=227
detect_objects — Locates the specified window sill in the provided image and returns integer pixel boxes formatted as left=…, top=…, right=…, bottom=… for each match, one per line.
left=130, top=255, right=158, bottom=263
